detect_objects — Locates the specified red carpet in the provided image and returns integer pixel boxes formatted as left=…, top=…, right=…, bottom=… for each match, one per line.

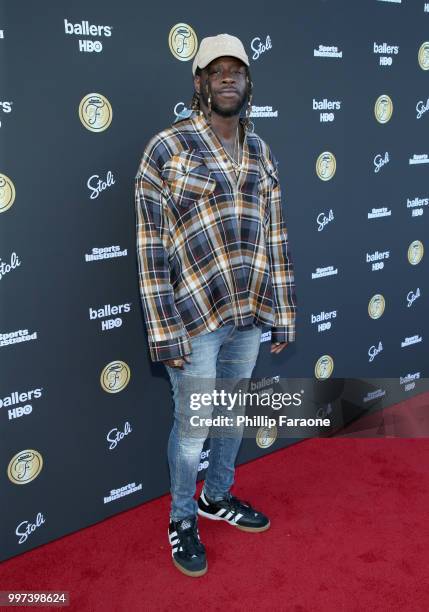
left=2, top=393, right=429, bottom=611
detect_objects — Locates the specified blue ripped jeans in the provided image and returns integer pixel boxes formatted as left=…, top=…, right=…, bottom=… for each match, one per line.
left=165, top=323, right=263, bottom=522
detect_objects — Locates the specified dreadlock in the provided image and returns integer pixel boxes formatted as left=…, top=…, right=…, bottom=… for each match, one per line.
left=190, top=65, right=254, bottom=132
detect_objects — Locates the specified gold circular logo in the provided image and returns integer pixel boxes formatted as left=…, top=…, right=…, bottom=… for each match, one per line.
left=407, top=240, right=424, bottom=265
left=100, top=360, right=131, bottom=393
left=0, top=173, right=16, bottom=213
left=418, top=42, right=429, bottom=71
left=168, top=23, right=198, bottom=61
left=316, top=152, right=336, bottom=181
left=374, top=95, right=393, bottom=123
left=368, top=294, right=385, bottom=319
left=79, top=93, right=113, bottom=132
left=314, top=355, right=334, bottom=380
left=7, top=450, right=43, bottom=485
left=256, top=425, right=278, bottom=448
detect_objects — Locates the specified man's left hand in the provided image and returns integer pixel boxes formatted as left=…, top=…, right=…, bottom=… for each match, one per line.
left=270, top=341, right=288, bottom=354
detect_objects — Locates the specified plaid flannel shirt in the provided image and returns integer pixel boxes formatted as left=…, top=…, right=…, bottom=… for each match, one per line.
left=135, top=110, right=296, bottom=363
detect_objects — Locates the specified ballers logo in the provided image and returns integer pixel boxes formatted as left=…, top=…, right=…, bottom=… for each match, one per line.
left=418, top=42, right=429, bottom=70
left=100, top=360, right=131, bottom=393
left=316, top=152, right=336, bottom=181
left=8, top=450, right=43, bottom=485
left=168, top=23, right=198, bottom=61
left=256, top=425, right=278, bottom=448
left=374, top=95, right=393, bottom=123
left=79, top=93, right=113, bottom=132
left=314, top=355, right=334, bottom=380
left=0, top=173, right=16, bottom=213
left=368, top=294, right=385, bottom=319
left=407, top=240, right=424, bottom=265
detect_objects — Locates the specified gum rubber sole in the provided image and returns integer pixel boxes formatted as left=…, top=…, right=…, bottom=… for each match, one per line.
left=172, top=556, right=208, bottom=577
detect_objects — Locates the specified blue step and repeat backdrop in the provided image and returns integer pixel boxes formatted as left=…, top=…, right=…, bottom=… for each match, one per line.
left=1, top=0, right=428, bottom=562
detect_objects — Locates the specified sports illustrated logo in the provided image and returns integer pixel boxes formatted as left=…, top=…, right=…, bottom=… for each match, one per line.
left=79, top=93, right=112, bottom=132
left=251, top=35, right=272, bottom=61
left=1, top=328, right=38, bottom=348
left=311, top=310, right=337, bottom=333
left=416, top=97, right=429, bottom=119
left=409, top=153, right=429, bottom=165
left=100, top=361, right=131, bottom=394
left=16, top=512, right=45, bottom=545
left=374, top=152, right=390, bottom=173
left=168, top=23, right=198, bottom=61
left=366, top=250, right=390, bottom=271
left=313, top=99, right=341, bottom=123
left=368, top=207, right=392, bottom=219
left=311, top=265, right=338, bottom=279
left=0, top=100, right=13, bottom=129
left=250, top=105, right=278, bottom=118
left=87, top=170, right=115, bottom=199
left=373, top=42, right=399, bottom=66
left=313, top=44, right=343, bottom=58
left=314, top=355, right=334, bottom=380
left=198, top=448, right=210, bottom=472
left=407, top=288, right=421, bottom=307
left=418, top=42, right=429, bottom=70
left=260, top=330, right=272, bottom=343
left=0, top=251, right=21, bottom=281
left=401, top=335, right=423, bottom=348
left=374, top=95, right=393, bottom=123
left=407, top=196, right=428, bottom=218
left=85, top=245, right=128, bottom=262
left=407, top=240, right=424, bottom=265
left=368, top=294, right=385, bottom=319
left=0, top=173, right=16, bottom=213
left=1, top=387, right=43, bottom=421
left=363, top=388, right=386, bottom=403
left=316, top=152, right=336, bottom=180
left=7, top=450, right=43, bottom=485
left=400, top=372, right=420, bottom=393
left=103, top=482, right=142, bottom=504
left=368, top=341, right=383, bottom=362
left=89, top=302, right=132, bottom=331
left=256, top=425, right=278, bottom=448
left=64, top=18, right=112, bottom=53
left=317, top=209, right=334, bottom=231
left=107, top=421, right=132, bottom=450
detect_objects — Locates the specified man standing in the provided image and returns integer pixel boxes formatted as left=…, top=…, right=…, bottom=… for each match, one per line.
left=135, top=33, right=296, bottom=577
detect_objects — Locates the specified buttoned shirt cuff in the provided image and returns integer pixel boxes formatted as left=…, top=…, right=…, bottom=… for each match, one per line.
left=148, top=335, right=192, bottom=363
left=271, top=326, right=296, bottom=343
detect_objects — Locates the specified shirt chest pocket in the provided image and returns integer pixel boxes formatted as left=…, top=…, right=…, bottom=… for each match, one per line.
left=258, top=154, right=279, bottom=195
left=161, top=151, right=216, bottom=210
left=258, top=155, right=280, bottom=230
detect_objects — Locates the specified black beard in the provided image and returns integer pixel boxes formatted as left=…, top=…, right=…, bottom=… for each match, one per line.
left=200, top=87, right=247, bottom=117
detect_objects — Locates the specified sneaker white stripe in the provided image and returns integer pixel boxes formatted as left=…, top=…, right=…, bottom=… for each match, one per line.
left=200, top=490, right=209, bottom=506
left=225, top=511, right=234, bottom=520
left=233, top=513, right=243, bottom=523
left=216, top=508, right=226, bottom=517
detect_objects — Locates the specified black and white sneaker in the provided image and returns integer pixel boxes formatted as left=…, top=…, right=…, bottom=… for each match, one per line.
left=197, top=490, right=270, bottom=532
left=168, top=516, right=207, bottom=577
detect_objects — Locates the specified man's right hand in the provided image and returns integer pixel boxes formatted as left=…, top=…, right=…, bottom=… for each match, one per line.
left=163, top=355, right=192, bottom=369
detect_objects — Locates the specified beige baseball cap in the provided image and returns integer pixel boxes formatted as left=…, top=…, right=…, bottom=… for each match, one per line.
left=192, top=33, right=249, bottom=76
